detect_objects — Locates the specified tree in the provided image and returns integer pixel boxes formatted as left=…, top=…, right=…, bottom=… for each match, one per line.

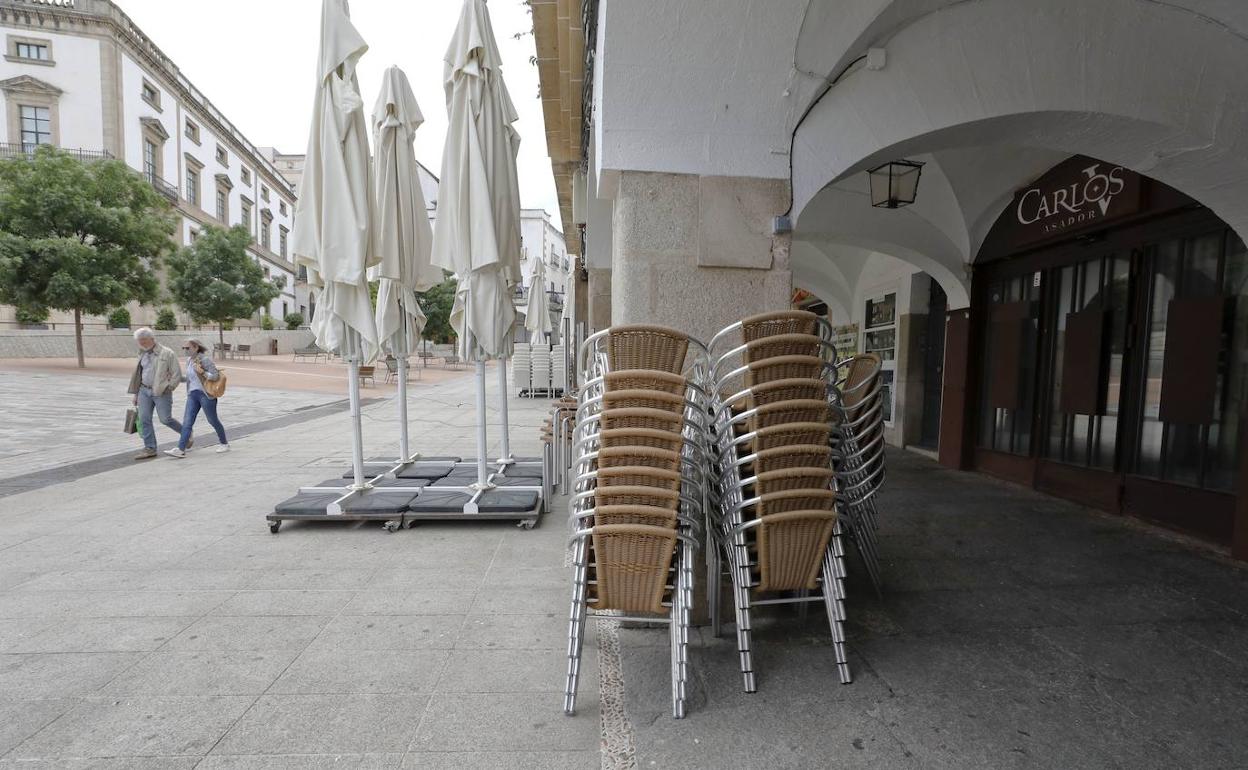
left=166, top=225, right=283, bottom=346
left=283, top=311, right=304, bottom=330
left=416, top=271, right=457, bottom=344
left=0, top=146, right=177, bottom=367
left=107, top=307, right=131, bottom=329
left=154, top=307, right=178, bottom=331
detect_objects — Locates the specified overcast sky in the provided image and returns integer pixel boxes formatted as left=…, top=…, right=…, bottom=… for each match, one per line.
left=116, top=0, right=561, bottom=230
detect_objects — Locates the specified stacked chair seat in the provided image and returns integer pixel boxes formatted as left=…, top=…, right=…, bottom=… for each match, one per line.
left=512, top=343, right=533, bottom=396
left=552, top=343, right=568, bottom=395
left=564, top=325, right=709, bottom=719
left=707, top=309, right=885, bottom=692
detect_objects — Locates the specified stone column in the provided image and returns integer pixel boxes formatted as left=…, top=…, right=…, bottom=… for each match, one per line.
left=610, top=172, right=792, bottom=346
left=587, top=268, right=612, bottom=333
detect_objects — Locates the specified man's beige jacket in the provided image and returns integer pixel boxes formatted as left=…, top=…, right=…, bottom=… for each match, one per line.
left=127, top=344, right=182, bottom=397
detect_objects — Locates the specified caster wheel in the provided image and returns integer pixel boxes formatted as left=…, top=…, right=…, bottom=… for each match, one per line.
left=383, top=521, right=400, bottom=533
left=269, top=522, right=281, bottom=534
left=518, top=519, right=537, bottom=530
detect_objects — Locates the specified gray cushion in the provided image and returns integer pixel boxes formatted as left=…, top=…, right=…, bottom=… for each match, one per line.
left=406, top=489, right=540, bottom=513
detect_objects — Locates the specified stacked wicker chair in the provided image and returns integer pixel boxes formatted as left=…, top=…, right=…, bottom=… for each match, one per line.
left=829, top=353, right=887, bottom=592
left=707, top=310, right=867, bottom=691
left=564, top=325, right=709, bottom=719
left=543, top=392, right=579, bottom=493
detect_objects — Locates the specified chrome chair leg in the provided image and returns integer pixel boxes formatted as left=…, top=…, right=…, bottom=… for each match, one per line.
left=564, top=539, right=590, bottom=716
left=822, top=528, right=852, bottom=685
left=708, top=542, right=722, bottom=638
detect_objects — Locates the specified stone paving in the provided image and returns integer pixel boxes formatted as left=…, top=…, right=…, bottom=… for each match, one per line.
left=0, top=368, right=342, bottom=481
left=620, top=451, right=1248, bottom=769
left=1, top=365, right=1246, bottom=767
left=0, top=371, right=600, bottom=768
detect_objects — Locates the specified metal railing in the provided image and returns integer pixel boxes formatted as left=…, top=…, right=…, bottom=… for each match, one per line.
left=0, top=142, right=112, bottom=162
left=144, top=171, right=180, bottom=203
left=1, top=319, right=290, bottom=332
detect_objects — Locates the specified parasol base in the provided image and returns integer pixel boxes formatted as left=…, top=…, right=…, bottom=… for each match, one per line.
left=270, top=457, right=547, bottom=531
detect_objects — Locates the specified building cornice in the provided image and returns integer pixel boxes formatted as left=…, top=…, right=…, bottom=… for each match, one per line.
left=0, top=0, right=297, bottom=204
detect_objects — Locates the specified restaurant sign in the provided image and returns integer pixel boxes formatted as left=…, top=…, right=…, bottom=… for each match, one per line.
left=1011, top=157, right=1143, bottom=246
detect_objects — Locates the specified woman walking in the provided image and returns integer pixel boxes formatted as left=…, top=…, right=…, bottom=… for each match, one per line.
left=165, top=339, right=230, bottom=458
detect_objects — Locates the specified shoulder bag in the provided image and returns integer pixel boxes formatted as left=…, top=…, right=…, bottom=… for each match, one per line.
left=195, top=357, right=228, bottom=399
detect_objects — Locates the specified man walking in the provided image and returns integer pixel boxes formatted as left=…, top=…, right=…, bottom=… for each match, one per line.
left=127, top=328, right=189, bottom=460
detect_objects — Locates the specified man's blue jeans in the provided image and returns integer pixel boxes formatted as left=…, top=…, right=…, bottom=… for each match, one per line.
left=137, top=386, right=182, bottom=450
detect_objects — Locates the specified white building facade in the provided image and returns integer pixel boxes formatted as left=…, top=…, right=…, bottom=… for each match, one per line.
left=0, top=0, right=297, bottom=328
left=265, top=150, right=442, bottom=324
left=515, top=208, right=568, bottom=342
left=534, top=0, right=1248, bottom=557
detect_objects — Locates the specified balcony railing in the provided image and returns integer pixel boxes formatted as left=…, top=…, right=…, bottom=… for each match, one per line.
left=0, top=142, right=112, bottom=162
left=144, top=171, right=180, bottom=203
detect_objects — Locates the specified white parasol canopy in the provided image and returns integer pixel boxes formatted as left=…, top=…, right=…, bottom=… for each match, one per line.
left=290, top=0, right=376, bottom=496
left=431, top=0, right=525, bottom=485
left=430, top=0, right=523, bottom=363
left=372, top=66, right=440, bottom=355
left=524, top=257, right=552, bottom=339
left=291, top=0, right=378, bottom=364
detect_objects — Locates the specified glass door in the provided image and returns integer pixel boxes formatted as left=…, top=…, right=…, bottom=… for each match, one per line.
left=1125, top=230, right=1247, bottom=493
left=1039, top=253, right=1133, bottom=471
left=976, top=273, right=1042, bottom=456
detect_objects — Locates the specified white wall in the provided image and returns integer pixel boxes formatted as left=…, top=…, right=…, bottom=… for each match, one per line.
left=120, top=52, right=174, bottom=176
left=0, top=30, right=104, bottom=149
left=594, top=0, right=805, bottom=181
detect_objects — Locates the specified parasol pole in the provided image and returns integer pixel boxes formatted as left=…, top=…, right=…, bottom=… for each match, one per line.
left=496, top=359, right=512, bottom=464
left=345, top=326, right=366, bottom=491
left=467, top=286, right=492, bottom=489
left=475, top=361, right=490, bottom=488
left=395, top=302, right=411, bottom=462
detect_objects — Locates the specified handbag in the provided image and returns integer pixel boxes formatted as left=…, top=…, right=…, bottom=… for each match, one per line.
left=123, top=405, right=138, bottom=434
left=195, top=359, right=228, bottom=399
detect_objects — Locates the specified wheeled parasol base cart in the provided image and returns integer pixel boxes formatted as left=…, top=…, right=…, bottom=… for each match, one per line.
left=268, top=454, right=548, bottom=533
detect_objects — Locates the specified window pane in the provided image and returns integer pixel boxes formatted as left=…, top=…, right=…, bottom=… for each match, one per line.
left=1134, top=239, right=1181, bottom=478
left=1209, top=235, right=1247, bottom=490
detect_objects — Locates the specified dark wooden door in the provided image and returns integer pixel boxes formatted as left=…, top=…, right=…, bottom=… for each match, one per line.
left=919, top=280, right=947, bottom=448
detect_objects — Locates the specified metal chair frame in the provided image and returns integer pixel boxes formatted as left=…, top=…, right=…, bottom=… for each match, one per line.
left=564, top=324, right=712, bottom=720
left=701, top=315, right=876, bottom=692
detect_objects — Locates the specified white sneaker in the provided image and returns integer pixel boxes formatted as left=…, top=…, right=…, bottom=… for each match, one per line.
left=215, top=444, right=231, bottom=454
left=164, top=448, right=187, bottom=459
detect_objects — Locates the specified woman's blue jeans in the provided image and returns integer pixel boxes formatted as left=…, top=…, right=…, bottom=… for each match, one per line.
left=179, top=389, right=227, bottom=450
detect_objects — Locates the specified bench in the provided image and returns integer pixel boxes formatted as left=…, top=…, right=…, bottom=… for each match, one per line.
left=416, top=351, right=439, bottom=367
left=235, top=344, right=252, bottom=360
left=218, top=342, right=233, bottom=359
left=293, top=346, right=327, bottom=363
left=358, top=365, right=376, bottom=387
left=384, top=357, right=421, bottom=384
left=443, top=353, right=463, bottom=369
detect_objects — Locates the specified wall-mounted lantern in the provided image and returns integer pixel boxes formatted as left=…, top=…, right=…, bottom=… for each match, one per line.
left=867, top=159, right=924, bottom=208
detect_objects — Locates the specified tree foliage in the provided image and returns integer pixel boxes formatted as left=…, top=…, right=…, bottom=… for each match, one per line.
left=416, top=271, right=457, bottom=344
left=166, top=224, right=283, bottom=343
left=0, top=146, right=177, bottom=365
left=107, top=307, right=131, bottom=328
left=154, top=307, right=178, bottom=331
